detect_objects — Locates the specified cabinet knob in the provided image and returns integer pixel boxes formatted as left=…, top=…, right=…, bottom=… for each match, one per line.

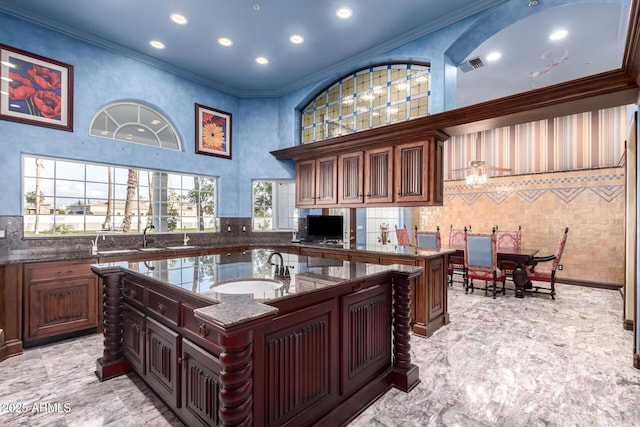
left=198, top=323, right=209, bottom=338
left=128, top=289, right=137, bottom=299
left=157, top=303, right=166, bottom=314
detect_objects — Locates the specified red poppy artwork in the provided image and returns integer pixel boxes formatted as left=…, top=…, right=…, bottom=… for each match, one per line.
left=195, top=103, right=232, bottom=159
left=0, top=44, right=73, bottom=131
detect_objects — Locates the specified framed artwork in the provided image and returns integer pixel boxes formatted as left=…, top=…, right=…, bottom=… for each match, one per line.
left=195, top=103, right=232, bottom=159
left=0, top=44, right=74, bottom=132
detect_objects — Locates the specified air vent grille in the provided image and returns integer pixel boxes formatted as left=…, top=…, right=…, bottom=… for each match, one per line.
left=458, top=57, right=485, bottom=73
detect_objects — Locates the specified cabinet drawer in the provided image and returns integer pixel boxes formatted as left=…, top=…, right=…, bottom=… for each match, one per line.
left=147, top=289, right=179, bottom=325
left=25, top=260, right=94, bottom=283
left=182, top=304, right=222, bottom=353
left=123, top=279, right=145, bottom=307
left=350, top=254, right=380, bottom=264
left=380, top=256, right=416, bottom=266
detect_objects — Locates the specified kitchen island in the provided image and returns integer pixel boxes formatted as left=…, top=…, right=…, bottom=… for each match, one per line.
left=91, top=248, right=421, bottom=427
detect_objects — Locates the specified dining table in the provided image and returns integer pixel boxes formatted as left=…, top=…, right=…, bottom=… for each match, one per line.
left=443, top=245, right=539, bottom=298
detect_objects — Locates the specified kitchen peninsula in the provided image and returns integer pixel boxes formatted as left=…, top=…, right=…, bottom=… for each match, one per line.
left=91, top=248, right=422, bottom=427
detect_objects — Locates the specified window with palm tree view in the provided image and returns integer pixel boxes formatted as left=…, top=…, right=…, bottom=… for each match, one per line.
left=252, top=180, right=297, bottom=231
left=23, top=155, right=217, bottom=235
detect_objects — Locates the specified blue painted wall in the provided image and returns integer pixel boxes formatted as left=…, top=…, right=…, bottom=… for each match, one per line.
left=0, top=0, right=628, bottom=217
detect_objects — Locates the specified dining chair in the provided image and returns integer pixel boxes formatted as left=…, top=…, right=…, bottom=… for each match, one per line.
left=448, top=225, right=467, bottom=285
left=525, top=227, right=569, bottom=300
left=495, top=225, right=522, bottom=280
left=464, top=228, right=506, bottom=298
left=414, top=225, right=441, bottom=249
left=395, top=225, right=411, bottom=247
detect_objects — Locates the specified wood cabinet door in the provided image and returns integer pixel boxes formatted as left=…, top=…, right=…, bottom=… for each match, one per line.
left=394, top=141, right=428, bottom=203
left=25, top=277, right=98, bottom=342
left=338, top=152, right=364, bottom=204
left=364, top=147, right=393, bottom=203
left=123, top=303, right=146, bottom=375
left=180, top=339, right=222, bottom=427
left=426, top=257, right=446, bottom=323
left=315, top=156, right=338, bottom=205
left=296, top=159, right=316, bottom=206
left=146, top=317, right=181, bottom=409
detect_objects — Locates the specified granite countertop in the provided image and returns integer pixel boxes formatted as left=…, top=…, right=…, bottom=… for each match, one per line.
left=92, top=248, right=422, bottom=328
left=296, top=241, right=458, bottom=258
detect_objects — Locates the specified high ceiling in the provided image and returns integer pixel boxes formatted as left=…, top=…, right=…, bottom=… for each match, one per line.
left=0, top=0, right=631, bottom=107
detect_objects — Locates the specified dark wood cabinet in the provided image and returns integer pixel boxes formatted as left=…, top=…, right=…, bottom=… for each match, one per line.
left=180, top=339, right=222, bottom=427
left=295, top=156, right=338, bottom=206
left=123, top=303, right=146, bottom=375
left=315, top=156, right=338, bottom=205
left=146, top=317, right=181, bottom=408
left=364, top=147, right=393, bottom=204
left=296, top=159, right=316, bottom=206
left=338, top=151, right=364, bottom=204
left=23, top=260, right=99, bottom=344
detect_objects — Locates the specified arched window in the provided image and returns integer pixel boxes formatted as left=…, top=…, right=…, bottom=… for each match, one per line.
left=301, top=63, right=430, bottom=143
left=90, top=101, right=181, bottom=150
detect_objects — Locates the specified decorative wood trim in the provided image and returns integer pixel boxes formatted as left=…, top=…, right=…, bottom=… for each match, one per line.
left=623, top=0, right=640, bottom=87
left=555, top=278, right=623, bottom=290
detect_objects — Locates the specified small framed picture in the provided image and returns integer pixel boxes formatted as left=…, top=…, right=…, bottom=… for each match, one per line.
left=0, top=44, right=73, bottom=131
left=195, top=103, right=232, bottom=159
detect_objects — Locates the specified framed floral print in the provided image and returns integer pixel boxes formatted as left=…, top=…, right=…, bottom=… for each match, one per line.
left=0, top=44, right=74, bottom=132
left=195, top=103, right=232, bottom=159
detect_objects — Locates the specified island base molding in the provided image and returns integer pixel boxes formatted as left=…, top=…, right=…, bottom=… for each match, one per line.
left=95, top=356, right=131, bottom=381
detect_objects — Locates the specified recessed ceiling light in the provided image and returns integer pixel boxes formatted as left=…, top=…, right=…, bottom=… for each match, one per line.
left=1, top=60, right=16, bottom=68
left=549, top=29, right=568, bottom=41
left=289, top=34, right=304, bottom=44
left=149, top=40, right=165, bottom=49
left=218, top=37, right=233, bottom=47
left=255, top=56, right=269, bottom=65
left=486, top=52, right=502, bottom=61
left=336, top=7, right=353, bottom=19
left=170, top=13, right=188, bottom=25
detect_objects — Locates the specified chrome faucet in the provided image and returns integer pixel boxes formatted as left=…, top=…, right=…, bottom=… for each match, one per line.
left=91, top=233, right=105, bottom=255
left=183, top=233, right=190, bottom=246
left=267, top=252, right=285, bottom=276
left=143, top=224, right=155, bottom=248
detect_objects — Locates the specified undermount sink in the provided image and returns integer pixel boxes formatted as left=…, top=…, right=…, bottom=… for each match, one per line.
left=211, top=279, right=283, bottom=299
left=165, top=245, right=200, bottom=250
left=97, top=249, right=138, bottom=255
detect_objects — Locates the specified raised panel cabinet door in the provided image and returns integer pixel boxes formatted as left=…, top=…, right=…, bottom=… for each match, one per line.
left=146, top=317, right=181, bottom=409
left=338, top=152, right=364, bottom=204
left=180, top=338, right=222, bottom=427
left=315, top=156, right=338, bottom=205
left=426, top=257, right=446, bottom=322
left=25, top=277, right=98, bottom=342
left=296, top=160, right=316, bottom=206
left=123, top=303, right=146, bottom=376
left=340, top=283, right=392, bottom=396
left=394, top=141, right=428, bottom=203
left=364, top=147, right=393, bottom=204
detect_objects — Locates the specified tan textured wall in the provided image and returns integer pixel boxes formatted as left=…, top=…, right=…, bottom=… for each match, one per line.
left=416, top=167, right=625, bottom=285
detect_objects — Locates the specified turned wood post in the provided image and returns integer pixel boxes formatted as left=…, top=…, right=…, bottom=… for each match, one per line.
left=94, top=268, right=129, bottom=381
left=391, top=273, right=420, bottom=391
left=218, top=331, right=254, bottom=427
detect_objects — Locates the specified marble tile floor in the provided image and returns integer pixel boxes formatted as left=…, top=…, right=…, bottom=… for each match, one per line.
left=1, top=283, right=638, bottom=426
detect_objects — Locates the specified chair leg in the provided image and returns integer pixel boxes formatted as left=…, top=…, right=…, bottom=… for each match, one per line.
left=492, top=280, right=497, bottom=299
left=551, top=279, right=556, bottom=300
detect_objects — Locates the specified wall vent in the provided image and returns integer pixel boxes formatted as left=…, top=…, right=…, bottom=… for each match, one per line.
left=458, top=57, right=485, bottom=73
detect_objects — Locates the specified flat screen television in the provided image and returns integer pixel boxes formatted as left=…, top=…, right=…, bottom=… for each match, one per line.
left=306, top=215, right=344, bottom=242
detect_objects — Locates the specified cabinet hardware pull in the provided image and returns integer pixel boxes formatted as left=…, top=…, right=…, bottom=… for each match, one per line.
left=157, top=303, right=166, bottom=314
left=198, top=323, right=208, bottom=338
left=128, top=289, right=137, bottom=298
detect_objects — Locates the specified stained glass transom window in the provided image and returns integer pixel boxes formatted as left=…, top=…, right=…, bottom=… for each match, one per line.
left=301, top=64, right=430, bottom=143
